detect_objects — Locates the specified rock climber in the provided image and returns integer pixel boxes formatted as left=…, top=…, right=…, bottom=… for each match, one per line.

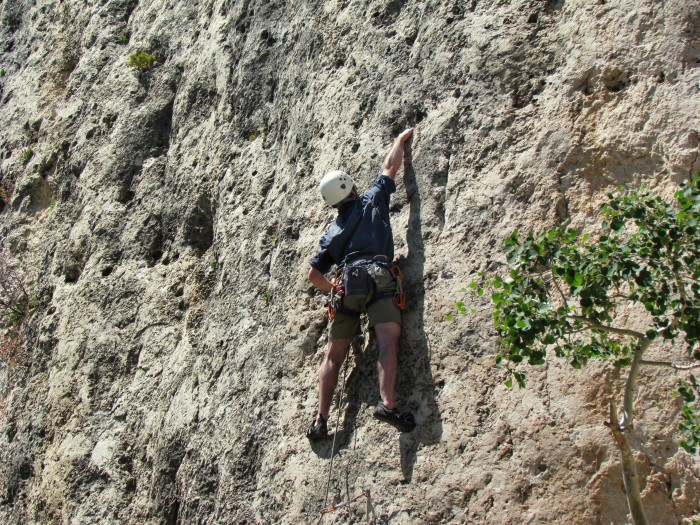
left=306, top=127, right=416, bottom=441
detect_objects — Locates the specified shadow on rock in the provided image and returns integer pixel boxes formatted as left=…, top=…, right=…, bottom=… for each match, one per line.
left=395, top=138, right=443, bottom=481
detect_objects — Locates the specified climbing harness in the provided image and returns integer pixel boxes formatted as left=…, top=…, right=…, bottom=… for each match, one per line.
left=327, top=260, right=407, bottom=321
left=360, top=263, right=406, bottom=311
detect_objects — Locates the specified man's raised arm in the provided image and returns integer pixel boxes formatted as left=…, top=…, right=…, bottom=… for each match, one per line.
left=382, top=128, right=414, bottom=179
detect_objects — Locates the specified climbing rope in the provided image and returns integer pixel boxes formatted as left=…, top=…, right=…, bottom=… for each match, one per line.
left=317, top=344, right=351, bottom=525
left=317, top=339, right=378, bottom=523
left=320, top=488, right=376, bottom=520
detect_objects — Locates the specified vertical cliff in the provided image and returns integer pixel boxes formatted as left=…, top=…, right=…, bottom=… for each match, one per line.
left=0, top=0, right=699, bottom=523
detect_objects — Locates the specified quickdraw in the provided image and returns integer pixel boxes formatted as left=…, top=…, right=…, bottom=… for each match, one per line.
left=389, top=265, right=407, bottom=310
left=327, top=268, right=343, bottom=321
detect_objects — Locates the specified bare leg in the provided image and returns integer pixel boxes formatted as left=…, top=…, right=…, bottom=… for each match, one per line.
left=316, top=338, right=351, bottom=425
left=374, top=322, right=401, bottom=410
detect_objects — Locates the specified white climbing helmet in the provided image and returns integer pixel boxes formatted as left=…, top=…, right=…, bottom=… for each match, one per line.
left=319, top=170, right=355, bottom=206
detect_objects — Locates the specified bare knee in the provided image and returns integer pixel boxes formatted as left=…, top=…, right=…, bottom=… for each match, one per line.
left=323, top=339, right=351, bottom=369
left=374, top=322, right=400, bottom=352
left=322, top=354, right=344, bottom=372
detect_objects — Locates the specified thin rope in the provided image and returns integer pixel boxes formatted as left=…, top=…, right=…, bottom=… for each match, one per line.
left=320, top=489, right=369, bottom=516
left=317, top=345, right=352, bottom=524
left=318, top=488, right=374, bottom=521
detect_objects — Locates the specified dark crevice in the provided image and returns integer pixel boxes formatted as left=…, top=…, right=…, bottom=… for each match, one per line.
left=181, top=192, right=214, bottom=253
left=165, top=499, right=180, bottom=525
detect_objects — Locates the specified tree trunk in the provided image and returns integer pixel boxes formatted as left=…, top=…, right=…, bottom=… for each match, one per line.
left=606, top=340, right=651, bottom=525
left=608, top=405, right=649, bottom=525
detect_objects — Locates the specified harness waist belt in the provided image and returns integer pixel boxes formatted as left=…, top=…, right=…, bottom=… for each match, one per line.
left=344, top=255, right=390, bottom=267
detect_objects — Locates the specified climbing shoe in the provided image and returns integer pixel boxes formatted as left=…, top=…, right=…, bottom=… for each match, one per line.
left=306, top=414, right=331, bottom=442
left=373, top=402, right=416, bottom=433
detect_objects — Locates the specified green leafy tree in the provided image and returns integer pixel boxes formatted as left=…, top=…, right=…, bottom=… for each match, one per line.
left=470, top=174, right=700, bottom=525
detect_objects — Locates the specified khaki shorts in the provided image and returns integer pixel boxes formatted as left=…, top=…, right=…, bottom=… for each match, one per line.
left=329, top=264, right=402, bottom=340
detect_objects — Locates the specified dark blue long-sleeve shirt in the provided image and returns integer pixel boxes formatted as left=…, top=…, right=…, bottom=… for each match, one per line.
left=310, top=174, right=396, bottom=274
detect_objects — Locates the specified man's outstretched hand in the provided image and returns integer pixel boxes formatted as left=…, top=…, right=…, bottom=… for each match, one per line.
left=383, top=127, right=415, bottom=179
left=398, top=128, right=414, bottom=143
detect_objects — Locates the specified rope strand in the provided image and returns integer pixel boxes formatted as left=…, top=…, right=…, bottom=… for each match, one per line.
left=317, top=338, right=376, bottom=523
left=318, top=345, right=352, bottom=524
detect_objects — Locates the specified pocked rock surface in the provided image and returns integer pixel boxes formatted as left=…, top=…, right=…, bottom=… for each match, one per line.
left=0, top=0, right=699, bottom=523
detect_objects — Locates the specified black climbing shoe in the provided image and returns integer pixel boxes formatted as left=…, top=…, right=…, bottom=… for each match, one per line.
left=306, top=415, right=331, bottom=442
left=373, top=402, right=416, bottom=433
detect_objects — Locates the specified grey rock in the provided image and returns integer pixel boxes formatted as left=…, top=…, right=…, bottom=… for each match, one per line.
left=0, top=0, right=699, bottom=524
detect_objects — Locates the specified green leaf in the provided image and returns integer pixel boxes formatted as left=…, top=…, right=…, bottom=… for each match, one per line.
left=679, top=440, right=696, bottom=454
left=674, top=375, right=700, bottom=454
left=613, top=357, right=632, bottom=368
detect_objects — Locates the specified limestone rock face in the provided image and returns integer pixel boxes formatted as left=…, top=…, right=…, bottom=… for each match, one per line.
left=0, top=0, right=699, bottom=523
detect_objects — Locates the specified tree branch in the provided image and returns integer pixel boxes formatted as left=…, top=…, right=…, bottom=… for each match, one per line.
left=566, top=315, right=646, bottom=339
left=538, top=271, right=554, bottom=303
left=550, top=273, right=569, bottom=310
left=609, top=293, right=634, bottom=301
left=673, top=268, right=689, bottom=319
left=563, top=327, right=591, bottom=336
left=619, top=338, right=651, bottom=431
left=641, top=360, right=700, bottom=370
